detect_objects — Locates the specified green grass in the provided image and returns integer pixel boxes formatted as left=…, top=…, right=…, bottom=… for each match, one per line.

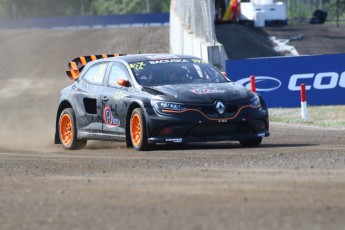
left=269, top=106, right=345, bottom=128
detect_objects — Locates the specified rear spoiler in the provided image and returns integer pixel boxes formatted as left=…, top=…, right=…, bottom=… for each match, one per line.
left=66, top=53, right=127, bottom=80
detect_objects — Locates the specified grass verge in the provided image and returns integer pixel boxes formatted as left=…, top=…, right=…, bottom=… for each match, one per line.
left=269, top=105, right=345, bottom=129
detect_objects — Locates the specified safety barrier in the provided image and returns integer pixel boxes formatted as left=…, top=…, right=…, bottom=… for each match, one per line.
left=170, top=0, right=228, bottom=70
left=226, top=53, right=345, bottom=108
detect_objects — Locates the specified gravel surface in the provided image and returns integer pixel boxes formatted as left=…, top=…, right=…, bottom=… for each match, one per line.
left=1, top=26, right=345, bottom=230
left=1, top=124, right=345, bottom=230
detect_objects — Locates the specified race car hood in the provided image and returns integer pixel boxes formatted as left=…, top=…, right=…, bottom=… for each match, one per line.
left=148, top=82, right=253, bottom=103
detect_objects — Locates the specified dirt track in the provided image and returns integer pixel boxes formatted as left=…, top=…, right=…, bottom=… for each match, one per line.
left=1, top=26, right=345, bottom=230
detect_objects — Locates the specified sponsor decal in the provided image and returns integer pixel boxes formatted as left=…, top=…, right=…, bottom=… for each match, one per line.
left=191, top=88, right=226, bottom=94
left=258, top=133, right=266, bottom=138
left=237, top=72, right=345, bottom=92
left=103, top=106, right=120, bottom=127
left=147, top=55, right=179, bottom=60
left=288, top=71, right=345, bottom=91
left=114, top=91, right=123, bottom=100
left=165, top=138, right=183, bottom=143
left=130, top=62, right=145, bottom=70
left=236, top=76, right=282, bottom=92
left=149, top=59, right=189, bottom=65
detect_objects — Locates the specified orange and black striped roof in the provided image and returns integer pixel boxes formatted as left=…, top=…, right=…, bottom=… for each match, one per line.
left=66, top=53, right=126, bottom=81
left=68, top=53, right=127, bottom=70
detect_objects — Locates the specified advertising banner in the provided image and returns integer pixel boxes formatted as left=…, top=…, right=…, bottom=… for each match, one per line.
left=226, top=54, right=345, bottom=107
left=0, top=13, right=169, bottom=29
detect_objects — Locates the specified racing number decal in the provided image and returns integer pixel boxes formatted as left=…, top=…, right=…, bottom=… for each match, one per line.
left=114, top=91, right=123, bottom=100
left=130, top=62, right=145, bottom=70
left=191, top=59, right=207, bottom=64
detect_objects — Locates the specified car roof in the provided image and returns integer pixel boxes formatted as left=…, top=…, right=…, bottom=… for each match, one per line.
left=109, top=53, right=200, bottom=63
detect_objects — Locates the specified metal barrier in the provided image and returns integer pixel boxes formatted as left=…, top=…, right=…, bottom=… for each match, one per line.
left=175, top=0, right=217, bottom=44
left=170, top=0, right=227, bottom=70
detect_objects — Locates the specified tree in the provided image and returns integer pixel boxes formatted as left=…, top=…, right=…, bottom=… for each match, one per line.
left=0, top=0, right=170, bottom=19
left=90, top=0, right=170, bottom=15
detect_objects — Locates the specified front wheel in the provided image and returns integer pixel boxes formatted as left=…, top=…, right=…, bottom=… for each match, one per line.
left=239, top=137, right=262, bottom=147
left=130, top=108, right=150, bottom=151
left=59, top=108, right=87, bottom=150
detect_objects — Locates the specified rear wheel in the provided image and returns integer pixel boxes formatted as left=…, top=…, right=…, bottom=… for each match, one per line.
left=130, top=108, right=150, bottom=151
left=239, top=137, right=262, bottom=147
left=59, top=108, right=87, bottom=150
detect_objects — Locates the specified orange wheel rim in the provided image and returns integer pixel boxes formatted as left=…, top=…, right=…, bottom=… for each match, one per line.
left=60, top=114, right=73, bottom=146
left=131, top=114, right=142, bottom=147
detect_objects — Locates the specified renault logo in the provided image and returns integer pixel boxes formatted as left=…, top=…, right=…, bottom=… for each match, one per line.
left=215, top=101, right=225, bottom=115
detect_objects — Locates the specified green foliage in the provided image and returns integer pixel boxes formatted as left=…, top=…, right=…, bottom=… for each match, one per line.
left=288, top=0, right=344, bottom=22
left=0, top=0, right=91, bottom=19
left=90, top=0, right=146, bottom=15
left=0, top=0, right=170, bottom=20
left=325, top=0, right=345, bottom=20
left=152, top=0, right=171, bottom=12
left=90, top=0, right=171, bottom=15
left=0, top=0, right=13, bottom=19
left=2, top=0, right=340, bottom=21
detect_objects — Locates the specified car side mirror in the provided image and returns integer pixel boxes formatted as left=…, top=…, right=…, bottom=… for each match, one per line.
left=117, top=79, right=129, bottom=87
left=221, top=71, right=231, bottom=81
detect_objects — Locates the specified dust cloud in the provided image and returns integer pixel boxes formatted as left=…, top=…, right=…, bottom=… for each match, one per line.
left=0, top=27, right=169, bottom=151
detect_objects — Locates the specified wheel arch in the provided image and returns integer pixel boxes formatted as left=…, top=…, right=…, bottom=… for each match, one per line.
left=54, top=100, right=74, bottom=144
left=125, top=101, right=145, bottom=147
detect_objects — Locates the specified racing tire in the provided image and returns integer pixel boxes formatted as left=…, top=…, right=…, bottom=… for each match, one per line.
left=239, top=137, right=262, bottom=147
left=58, top=108, right=87, bottom=150
left=130, top=108, right=150, bottom=151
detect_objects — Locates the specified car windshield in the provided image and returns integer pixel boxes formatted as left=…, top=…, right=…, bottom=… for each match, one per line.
left=129, top=58, right=229, bottom=86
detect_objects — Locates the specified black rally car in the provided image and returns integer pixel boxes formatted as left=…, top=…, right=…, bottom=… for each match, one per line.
left=55, top=54, right=269, bottom=151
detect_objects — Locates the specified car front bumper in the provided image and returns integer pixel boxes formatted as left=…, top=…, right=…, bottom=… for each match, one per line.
left=145, top=105, right=269, bottom=144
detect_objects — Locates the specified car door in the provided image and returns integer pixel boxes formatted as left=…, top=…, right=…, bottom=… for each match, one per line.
left=101, top=61, right=134, bottom=136
left=76, top=62, right=109, bottom=133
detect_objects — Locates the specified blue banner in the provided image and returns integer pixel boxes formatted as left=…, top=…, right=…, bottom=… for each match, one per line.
left=0, top=13, right=169, bottom=29
left=226, top=54, right=345, bottom=107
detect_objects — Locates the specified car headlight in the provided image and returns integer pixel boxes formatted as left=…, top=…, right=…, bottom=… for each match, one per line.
left=248, top=95, right=261, bottom=107
left=152, top=100, right=186, bottom=113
